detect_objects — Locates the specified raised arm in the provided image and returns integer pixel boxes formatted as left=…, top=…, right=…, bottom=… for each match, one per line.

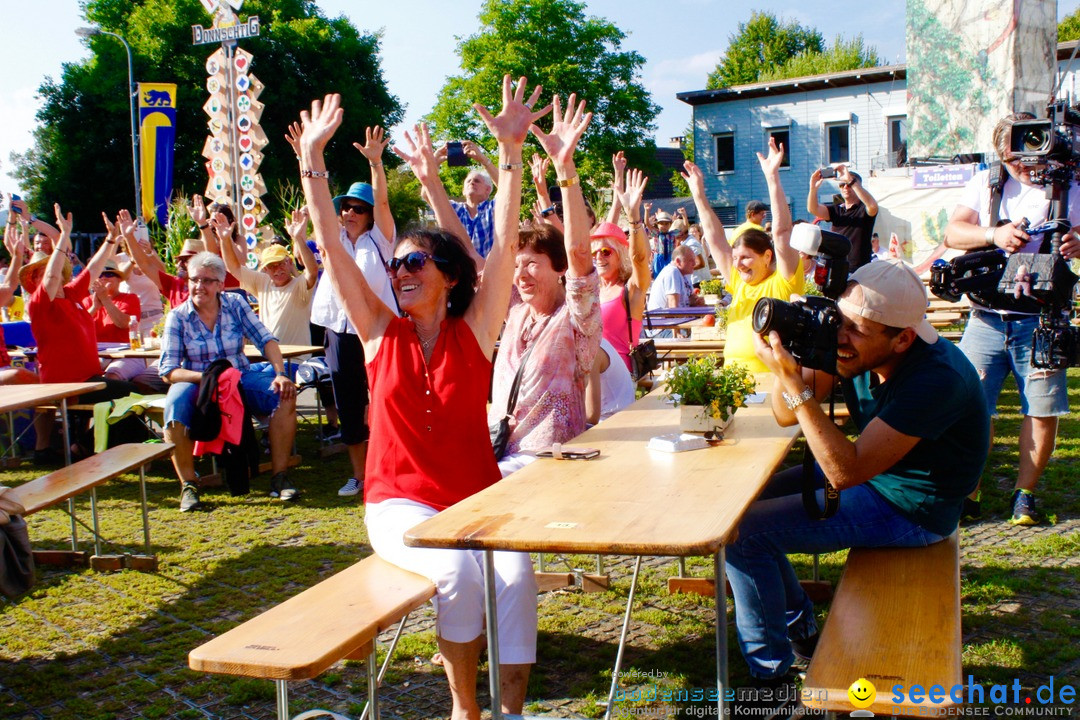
left=837, top=165, right=877, bottom=216
left=189, top=194, right=217, bottom=252
left=682, top=161, right=732, bottom=282
left=394, top=123, right=484, bottom=270
left=41, top=204, right=73, bottom=300
left=605, top=151, right=627, bottom=224
left=117, top=209, right=166, bottom=291
left=286, top=206, right=319, bottom=289
left=9, top=195, right=60, bottom=243
left=83, top=220, right=118, bottom=282
left=758, top=137, right=798, bottom=280
left=615, top=167, right=652, bottom=310
left=806, top=168, right=830, bottom=220
left=214, top=215, right=244, bottom=279
left=532, top=94, right=593, bottom=279
left=352, top=126, right=396, bottom=242
left=0, top=221, right=27, bottom=305
left=299, top=94, right=394, bottom=358
left=466, top=75, right=550, bottom=353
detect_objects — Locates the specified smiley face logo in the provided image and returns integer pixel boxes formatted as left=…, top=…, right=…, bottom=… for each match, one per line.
left=848, top=678, right=876, bottom=710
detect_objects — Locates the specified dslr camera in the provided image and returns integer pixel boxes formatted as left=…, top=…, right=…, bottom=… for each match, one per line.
left=751, top=225, right=852, bottom=373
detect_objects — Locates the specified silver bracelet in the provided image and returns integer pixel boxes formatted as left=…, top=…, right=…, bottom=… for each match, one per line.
left=301, top=169, right=330, bottom=179
left=782, top=386, right=815, bottom=411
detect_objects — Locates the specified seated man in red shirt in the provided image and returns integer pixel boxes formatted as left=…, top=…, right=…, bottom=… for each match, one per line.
left=116, top=208, right=202, bottom=310
left=81, top=258, right=154, bottom=386
left=20, top=205, right=138, bottom=462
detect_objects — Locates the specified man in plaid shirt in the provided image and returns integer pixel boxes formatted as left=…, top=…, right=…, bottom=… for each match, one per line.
left=159, top=252, right=298, bottom=511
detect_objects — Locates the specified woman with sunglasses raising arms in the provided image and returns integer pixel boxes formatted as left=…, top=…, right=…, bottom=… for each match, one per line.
left=298, top=77, right=552, bottom=720
left=682, top=136, right=803, bottom=373
left=590, top=156, right=652, bottom=373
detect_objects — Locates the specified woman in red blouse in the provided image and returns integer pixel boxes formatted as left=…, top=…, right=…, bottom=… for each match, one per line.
left=298, top=77, right=578, bottom=720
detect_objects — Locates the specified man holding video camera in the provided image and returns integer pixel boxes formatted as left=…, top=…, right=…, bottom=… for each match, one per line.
left=730, top=259, right=989, bottom=687
left=944, top=112, right=1080, bottom=526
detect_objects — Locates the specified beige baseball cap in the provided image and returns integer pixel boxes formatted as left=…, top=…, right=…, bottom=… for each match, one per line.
left=838, top=259, right=938, bottom=344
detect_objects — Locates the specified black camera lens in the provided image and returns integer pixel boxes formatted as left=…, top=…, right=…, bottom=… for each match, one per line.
left=1020, top=128, right=1051, bottom=154
left=752, top=297, right=804, bottom=337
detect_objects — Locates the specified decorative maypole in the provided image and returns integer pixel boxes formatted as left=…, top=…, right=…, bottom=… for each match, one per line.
left=192, top=0, right=267, bottom=268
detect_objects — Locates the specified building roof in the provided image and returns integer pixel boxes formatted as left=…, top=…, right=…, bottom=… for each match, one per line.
left=678, top=41, right=1080, bottom=107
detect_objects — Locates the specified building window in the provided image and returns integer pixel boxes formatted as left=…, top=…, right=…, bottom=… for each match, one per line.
left=888, top=116, right=907, bottom=166
left=714, top=132, right=734, bottom=173
left=712, top=206, right=738, bottom=225
left=825, top=123, right=850, bottom=164
left=766, top=128, right=790, bottom=168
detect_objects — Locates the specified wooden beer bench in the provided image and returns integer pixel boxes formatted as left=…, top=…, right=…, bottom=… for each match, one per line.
left=189, top=554, right=436, bottom=720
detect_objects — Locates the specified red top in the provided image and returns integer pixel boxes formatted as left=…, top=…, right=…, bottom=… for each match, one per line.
left=600, top=292, right=642, bottom=373
left=81, top=292, right=141, bottom=343
left=28, top=270, right=101, bottom=383
left=365, top=316, right=501, bottom=510
left=158, top=271, right=189, bottom=309
left=0, top=325, right=9, bottom=367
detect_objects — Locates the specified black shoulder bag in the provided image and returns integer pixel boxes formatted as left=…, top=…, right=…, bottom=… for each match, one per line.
left=489, top=343, right=534, bottom=460
left=623, top=287, right=659, bottom=381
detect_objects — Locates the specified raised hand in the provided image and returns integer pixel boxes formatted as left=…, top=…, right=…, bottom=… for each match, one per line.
left=392, top=123, right=441, bottom=183
left=530, top=93, right=591, bottom=167
left=612, top=150, right=627, bottom=192
left=529, top=153, right=550, bottom=183
left=53, top=203, right=73, bottom=236
left=284, top=121, right=303, bottom=159
left=756, top=135, right=785, bottom=175
left=352, top=125, right=389, bottom=165
left=474, top=74, right=550, bottom=147
left=299, top=93, right=344, bottom=158
left=189, top=194, right=209, bottom=226
left=285, top=206, right=309, bottom=241
left=209, top=213, right=234, bottom=242
left=101, top=211, right=118, bottom=240
left=617, top=168, right=649, bottom=218
left=90, top=278, right=108, bottom=298
left=116, top=209, right=137, bottom=238
left=680, top=161, right=707, bottom=197
left=462, top=140, right=484, bottom=161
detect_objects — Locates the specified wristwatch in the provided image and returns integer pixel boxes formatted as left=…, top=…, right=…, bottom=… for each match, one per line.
left=782, top=386, right=815, bottom=410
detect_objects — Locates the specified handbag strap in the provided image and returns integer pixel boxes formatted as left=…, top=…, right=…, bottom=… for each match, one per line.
left=504, top=342, right=535, bottom=417
left=623, top=284, right=652, bottom=335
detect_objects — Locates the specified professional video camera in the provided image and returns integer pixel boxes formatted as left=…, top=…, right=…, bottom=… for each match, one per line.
left=1005, top=101, right=1080, bottom=368
left=750, top=225, right=851, bottom=373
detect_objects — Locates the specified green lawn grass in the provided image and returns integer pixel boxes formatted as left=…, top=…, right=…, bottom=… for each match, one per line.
left=1, top=370, right=1078, bottom=718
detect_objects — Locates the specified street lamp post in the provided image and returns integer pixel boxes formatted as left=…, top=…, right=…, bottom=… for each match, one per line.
left=76, top=26, right=141, bottom=220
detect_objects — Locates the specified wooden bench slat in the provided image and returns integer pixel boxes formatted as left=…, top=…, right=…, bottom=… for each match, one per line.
left=6, top=443, right=174, bottom=515
left=188, top=554, right=435, bottom=681
left=802, top=532, right=962, bottom=716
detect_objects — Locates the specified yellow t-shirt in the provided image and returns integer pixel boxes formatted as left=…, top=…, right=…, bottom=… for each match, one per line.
left=723, top=259, right=805, bottom=373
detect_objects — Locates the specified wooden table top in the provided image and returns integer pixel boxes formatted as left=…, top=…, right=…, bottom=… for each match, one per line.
left=406, top=385, right=800, bottom=557
left=98, top=344, right=321, bottom=361
left=0, top=382, right=107, bottom=414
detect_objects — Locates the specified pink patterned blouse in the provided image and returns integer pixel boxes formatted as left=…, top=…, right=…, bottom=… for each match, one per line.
left=489, top=271, right=602, bottom=455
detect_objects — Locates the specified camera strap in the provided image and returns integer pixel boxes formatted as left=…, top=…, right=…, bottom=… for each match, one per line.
left=802, top=382, right=840, bottom=520
left=987, top=162, right=1006, bottom=229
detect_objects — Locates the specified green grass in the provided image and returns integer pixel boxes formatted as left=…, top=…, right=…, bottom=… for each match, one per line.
left=2, top=370, right=1079, bottom=716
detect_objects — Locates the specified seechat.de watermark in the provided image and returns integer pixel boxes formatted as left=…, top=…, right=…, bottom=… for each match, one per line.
left=846, top=675, right=1076, bottom=717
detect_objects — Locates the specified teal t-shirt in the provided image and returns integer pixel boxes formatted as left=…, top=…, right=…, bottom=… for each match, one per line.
left=842, top=337, right=990, bottom=536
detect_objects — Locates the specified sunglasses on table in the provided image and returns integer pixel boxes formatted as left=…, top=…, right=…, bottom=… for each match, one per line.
left=387, top=251, right=446, bottom=274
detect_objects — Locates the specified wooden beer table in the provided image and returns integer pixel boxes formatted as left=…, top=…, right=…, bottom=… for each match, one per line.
left=406, top=383, right=800, bottom=719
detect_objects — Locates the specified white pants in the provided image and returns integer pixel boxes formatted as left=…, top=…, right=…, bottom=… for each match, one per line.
left=365, top=498, right=538, bottom=664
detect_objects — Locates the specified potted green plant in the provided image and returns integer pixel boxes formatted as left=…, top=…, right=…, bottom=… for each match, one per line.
left=698, top=278, right=725, bottom=305
left=663, top=356, right=757, bottom=433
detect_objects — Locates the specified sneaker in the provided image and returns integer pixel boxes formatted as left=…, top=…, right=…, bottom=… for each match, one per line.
left=321, top=425, right=341, bottom=442
left=270, top=472, right=298, bottom=501
left=338, top=477, right=363, bottom=497
left=791, top=632, right=819, bottom=665
left=961, top=496, right=982, bottom=524
left=179, top=483, right=202, bottom=512
left=1009, top=489, right=1040, bottom=526
left=734, top=672, right=799, bottom=720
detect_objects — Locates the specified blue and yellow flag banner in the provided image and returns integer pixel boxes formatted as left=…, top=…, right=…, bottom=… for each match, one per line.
left=138, top=83, right=177, bottom=226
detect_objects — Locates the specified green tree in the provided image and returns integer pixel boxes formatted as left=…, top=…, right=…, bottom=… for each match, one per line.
left=13, top=0, right=403, bottom=229
left=425, top=0, right=661, bottom=200
left=707, top=12, right=824, bottom=89
left=1060, top=8, right=1080, bottom=42
left=758, top=35, right=880, bottom=82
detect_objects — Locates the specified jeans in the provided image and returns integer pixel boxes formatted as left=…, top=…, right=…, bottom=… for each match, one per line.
left=726, top=465, right=947, bottom=679
left=959, top=310, right=1068, bottom=417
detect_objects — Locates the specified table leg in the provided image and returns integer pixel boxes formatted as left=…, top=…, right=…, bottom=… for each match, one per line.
left=89, top=487, right=102, bottom=557
left=603, top=555, right=643, bottom=720
left=483, top=550, right=504, bottom=720
left=274, top=679, right=289, bottom=720
left=61, top=398, right=78, bottom=550
left=714, top=549, right=728, bottom=717
left=367, top=645, right=380, bottom=720
left=139, top=465, right=152, bottom=555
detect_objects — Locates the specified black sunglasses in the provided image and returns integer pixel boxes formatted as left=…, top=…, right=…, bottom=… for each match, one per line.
left=388, top=251, right=446, bottom=274
left=100, top=271, right=122, bottom=279
left=341, top=203, right=372, bottom=215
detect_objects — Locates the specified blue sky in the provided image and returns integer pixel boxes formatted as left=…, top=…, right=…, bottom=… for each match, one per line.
left=1, top=0, right=1074, bottom=196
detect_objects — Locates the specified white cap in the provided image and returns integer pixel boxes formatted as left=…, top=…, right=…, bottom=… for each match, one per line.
left=838, top=259, right=938, bottom=344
